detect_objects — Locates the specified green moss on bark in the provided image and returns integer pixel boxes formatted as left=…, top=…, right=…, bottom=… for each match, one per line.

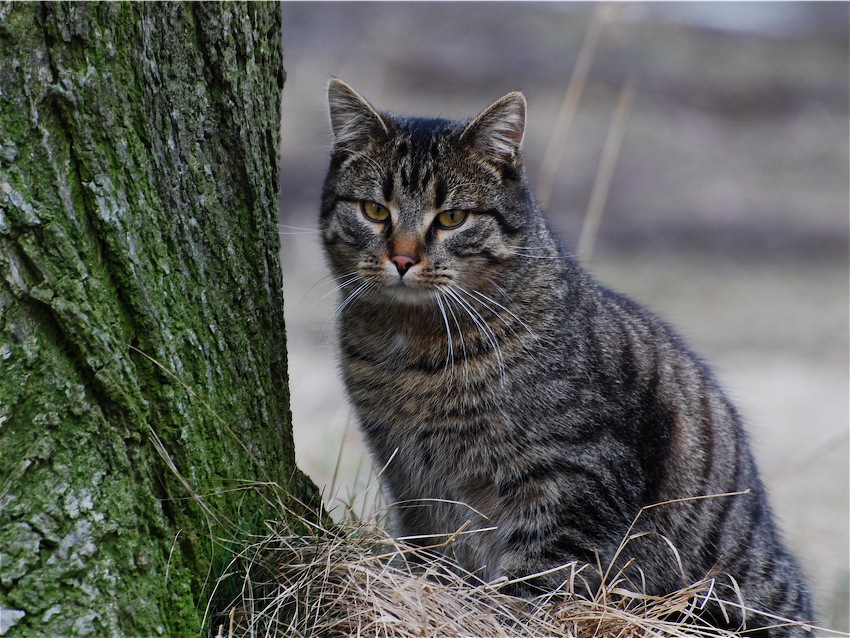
left=0, top=2, right=316, bottom=635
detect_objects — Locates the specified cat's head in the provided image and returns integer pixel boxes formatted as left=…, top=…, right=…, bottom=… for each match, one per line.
left=320, top=79, right=532, bottom=308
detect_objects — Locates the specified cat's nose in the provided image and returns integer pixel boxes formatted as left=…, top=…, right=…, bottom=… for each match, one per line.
left=390, top=254, right=418, bottom=276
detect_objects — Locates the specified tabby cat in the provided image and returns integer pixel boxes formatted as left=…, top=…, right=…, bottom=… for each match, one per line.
left=319, top=78, right=812, bottom=635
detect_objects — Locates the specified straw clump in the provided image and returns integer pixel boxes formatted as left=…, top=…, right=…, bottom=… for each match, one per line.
left=211, top=508, right=803, bottom=638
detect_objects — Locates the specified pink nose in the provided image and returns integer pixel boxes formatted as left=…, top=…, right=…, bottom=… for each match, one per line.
left=391, top=254, right=418, bottom=276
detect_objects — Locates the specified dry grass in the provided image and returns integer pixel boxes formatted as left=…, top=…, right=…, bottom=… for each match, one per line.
left=208, top=501, right=825, bottom=638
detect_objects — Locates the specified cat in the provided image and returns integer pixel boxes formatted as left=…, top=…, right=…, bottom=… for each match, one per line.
left=319, top=78, right=813, bottom=636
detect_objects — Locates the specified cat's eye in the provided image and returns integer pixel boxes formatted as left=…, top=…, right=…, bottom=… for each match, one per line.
left=360, top=200, right=390, bottom=223
left=434, top=210, right=468, bottom=230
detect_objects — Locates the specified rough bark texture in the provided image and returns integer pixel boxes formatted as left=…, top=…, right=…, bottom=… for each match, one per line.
left=0, top=3, right=315, bottom=635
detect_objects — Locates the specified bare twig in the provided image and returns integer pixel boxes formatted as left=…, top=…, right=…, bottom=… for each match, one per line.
left=576, top=73, right=639, bottom=263
left=537, top=4, right=617, bottom=207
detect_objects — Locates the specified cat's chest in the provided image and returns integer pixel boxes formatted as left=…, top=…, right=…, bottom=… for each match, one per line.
left=381, top=428, right=506, bottom=519
left=342, top=320, right=506, bottom=413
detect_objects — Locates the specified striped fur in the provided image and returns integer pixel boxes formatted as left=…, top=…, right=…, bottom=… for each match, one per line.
left=320, top=79, right=812, bottom=635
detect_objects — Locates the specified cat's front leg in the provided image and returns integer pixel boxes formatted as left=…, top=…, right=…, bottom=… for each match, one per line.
left=475, top=459, right=633, bottom=599
left=488, top=509, right=617, bottom=599
left=494, top=546, right=598, bottom=599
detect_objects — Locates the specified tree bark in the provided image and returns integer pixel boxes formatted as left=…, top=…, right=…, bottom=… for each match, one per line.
left=0, top=2, right=315, bottom=635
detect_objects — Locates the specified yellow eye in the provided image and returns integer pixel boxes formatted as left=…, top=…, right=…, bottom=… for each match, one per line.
left=360, top=200, right=390, bottom=222
left=434, top=209, right=468, bottom=230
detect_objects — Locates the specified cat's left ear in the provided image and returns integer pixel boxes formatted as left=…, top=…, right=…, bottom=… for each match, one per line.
left=461, top=92, right=526, bottom=168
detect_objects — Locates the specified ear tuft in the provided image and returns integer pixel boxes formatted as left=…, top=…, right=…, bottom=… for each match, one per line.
left=461, top=92, right=526, bottom=167
left=327, top=79, right=388, bottom=150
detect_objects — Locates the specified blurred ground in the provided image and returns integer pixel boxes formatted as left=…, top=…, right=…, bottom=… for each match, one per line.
left=277, top=2, right=849, bottom=629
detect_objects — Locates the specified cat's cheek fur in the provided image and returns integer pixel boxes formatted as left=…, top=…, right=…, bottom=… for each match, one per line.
left=324, top=208, right=369, bottom=250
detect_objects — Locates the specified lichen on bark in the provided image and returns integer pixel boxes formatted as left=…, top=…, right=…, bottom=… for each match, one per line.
left=0, top=3, right=314, bottom=635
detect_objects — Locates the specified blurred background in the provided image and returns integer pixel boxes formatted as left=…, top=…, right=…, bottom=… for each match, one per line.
left=277, top=2, right=848, bottom=629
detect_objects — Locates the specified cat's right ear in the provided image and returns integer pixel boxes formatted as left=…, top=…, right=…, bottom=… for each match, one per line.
left=327, top=79, right=389, bottom=150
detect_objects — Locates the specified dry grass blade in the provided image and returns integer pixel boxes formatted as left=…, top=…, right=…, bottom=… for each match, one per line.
left=210, top=499, right=833, bottom=638
left=537, top=4, right=622, bottom=207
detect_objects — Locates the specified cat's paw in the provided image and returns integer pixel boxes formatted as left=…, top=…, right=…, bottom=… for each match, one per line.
left=494, top=556, right=592, bottom=599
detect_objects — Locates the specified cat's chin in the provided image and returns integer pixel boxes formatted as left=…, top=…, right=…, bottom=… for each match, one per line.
left=380, top=283, right=435, bottom=307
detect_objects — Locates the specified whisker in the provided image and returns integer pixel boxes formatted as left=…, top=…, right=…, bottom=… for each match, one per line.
left=488, top=280, right=513, bottom=303
left=317, top=272, right=363, bottom=304
left=292, top=271, right=332, bottom=296
left=320, top=278, right=378, bottom=343
left=432, top=292, right=455, bottom=372
left=453, top=284, right=515, bottom=338
left=442, top=286, right=506, bottom=383
left=506, top=244, right=550, bottom=252
left=334, top=279, right=374, bottom=320
left=469, top=288, right=538, bottom=342
left=453, top=283, right=534, bottom=366
left=278, top=224, right=320, bottom=236
left=507, top=244, right=569, bottom=261
left=336, top=147, right=387, bottom=182
left=511, top=252, right=570, bottom=261
left=440, top=290, right=471, bottom=386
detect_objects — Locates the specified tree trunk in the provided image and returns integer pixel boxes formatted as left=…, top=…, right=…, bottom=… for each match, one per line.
left=0, top=2, right=316, bottom=635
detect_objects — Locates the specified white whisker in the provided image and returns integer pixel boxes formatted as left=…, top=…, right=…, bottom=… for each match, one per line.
left=488, top=280, right=512, bottom=302
left=469, top=288, right=538, bottom=342
left=507, top=244, right=569, bottom=261
left=320, top=277, right=377, bottom=343
left=453, top=284, right=515, bottom=338
left=440, top=290, right=471, bottom=386
left=337, top=147, right=387, bottom=182
left=317, top=272, right=363, bottom=304
left=453, top=283, right=534, bottom=364
left=433, top=292, right=455, bottom=372
left=334, top=279, right=374, bottom=320
left=507, top=244, right=550, bottom=252
left=442, top=286, right=506, bottom=383
left=512, top=252, right=569, bottom=261
left=278, top=224, right=320, bottom=236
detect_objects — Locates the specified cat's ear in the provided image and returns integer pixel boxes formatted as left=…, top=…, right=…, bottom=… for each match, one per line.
left=327, top=79, right=389, bottom=150
left=461, top=92, right=526, bottom=168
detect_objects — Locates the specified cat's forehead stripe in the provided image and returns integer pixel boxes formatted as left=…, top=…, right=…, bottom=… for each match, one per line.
left=433, top=178, right=447, bottom=211
left=382, top=172, right=394, bottom=203
left=393, top=140, right=439, bottom=201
